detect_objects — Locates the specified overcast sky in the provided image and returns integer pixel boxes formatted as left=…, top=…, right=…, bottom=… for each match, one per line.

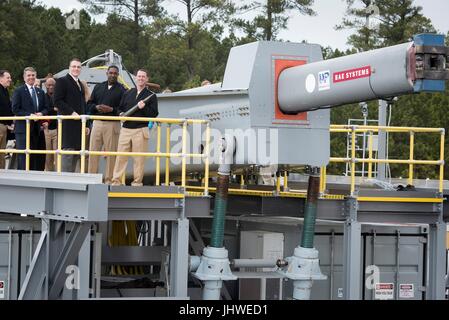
left=39, top=0, right=449, bottom=50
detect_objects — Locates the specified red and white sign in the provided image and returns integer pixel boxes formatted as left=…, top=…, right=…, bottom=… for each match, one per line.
left=399, top=284, right=414, bottom=299
left=333, top=66, right=371, bottom=83
left=0, top=280, right=4, bottom=299
left=374, top=283, right=394, bottom=300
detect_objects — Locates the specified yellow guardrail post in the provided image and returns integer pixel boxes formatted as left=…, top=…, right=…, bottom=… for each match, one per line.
left=284, top=170, right=289, bottom=191
left=439, top=129, right=445, bottom=193
left=155, top=123, right=161, bottom=186
left=57, top=117, right=62, bottom=173
left=408, top=131, right=414, bottom=185
left=368, top=131, right=373, bottom=179
left=320, top=166, right=326, bottom=194
left=276, top=172, right=281, bottom=194
left=350, top=126, right=356, bottom=196
left=25, top=118, right=30, bottom=171
left=204, top=123, right=210, bottom=195
left=80, top=116, right=87, bottom=174
left=165, top=126, right=170, bottom=185
left=181, top=120, right=188, bottom=188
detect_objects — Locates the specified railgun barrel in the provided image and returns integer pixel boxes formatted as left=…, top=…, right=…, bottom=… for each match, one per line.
left=278, top=34, right=449, bottom=114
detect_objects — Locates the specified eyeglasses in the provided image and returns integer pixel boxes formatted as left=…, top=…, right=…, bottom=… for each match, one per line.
left=70, top=65, right=82, bottom=69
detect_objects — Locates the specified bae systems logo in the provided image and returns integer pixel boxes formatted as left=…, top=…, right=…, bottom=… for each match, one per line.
left=333, top=66, right=372, bottom=83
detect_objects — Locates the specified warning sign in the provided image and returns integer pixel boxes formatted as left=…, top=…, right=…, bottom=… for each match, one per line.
left=0, top=280, right=4, bottom=299
left=333, top=66, right=371, bottom=83
left=399, top=284, right=414, bottom=299
left=374, top=283, right=394, bottom=300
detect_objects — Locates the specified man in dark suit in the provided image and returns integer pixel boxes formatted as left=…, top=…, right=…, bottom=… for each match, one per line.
left=0, top=70, right=14, bottom=169
left=12, top=67, right=48, bottom=170
left=53, top=58, right=87, bottom=172
left=42, top=77, right=58, bottom=171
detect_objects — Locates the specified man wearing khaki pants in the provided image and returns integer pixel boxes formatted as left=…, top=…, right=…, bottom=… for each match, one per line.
left=0, top=70, right=14, bottom=169
left=42, top=77, right=58, bottom=171
left=111, top=69, right=158, bottom=186
left=87, top=66, right=125, bottom=184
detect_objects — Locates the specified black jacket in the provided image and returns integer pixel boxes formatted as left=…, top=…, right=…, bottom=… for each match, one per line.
left=53, top=74, right=86, bottom=149
left=12, top=84, right=48, bottom=134
left=45, top=93, right=57, bottom=130
left=87, top=81, right=126, bottom=117
left=119, top=87, right=158, bottom=129
left=0, top=85, right=13, bottom=125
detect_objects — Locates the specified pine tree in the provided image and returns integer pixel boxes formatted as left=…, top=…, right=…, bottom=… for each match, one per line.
left=337, top=0, right=435, bottom=51
left=234, top=0, right=315, bottom=41
left=78, top=0, right=164, bottom=69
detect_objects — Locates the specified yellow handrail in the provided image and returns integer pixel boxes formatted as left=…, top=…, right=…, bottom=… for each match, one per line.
left=165, top=126, right=171, bottom=186
left=204, top=123, right=210, bottom=195
left=439, top=130, right=445, bottom=193
left=408, top=131, right=414, bottom=185
left=25, top=120, right=30, bottom=171
left=0, top=115, right=210, bottom=196
left=0, top=115, right=208, bottom=125
left=155, top=124, right=161, bottom=186
left=57, top=118, right=62, bottom=173
left=350, top=127, right=356, bottom=195
left=329, top=125, right=445, bottom=196
left=330, top=124, right=442, bottom=133
left=1, top=115, right=443, bottom=197
left=181, top=121, right=188, bottom=187
left=80, top=117, right=87, bottom=174
left=367, top=131, right=373, bottom=179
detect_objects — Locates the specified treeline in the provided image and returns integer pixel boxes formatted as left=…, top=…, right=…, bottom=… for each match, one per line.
left=0, top=0, right=317, bottom=90
left=1, top=0, right=449, bottom=179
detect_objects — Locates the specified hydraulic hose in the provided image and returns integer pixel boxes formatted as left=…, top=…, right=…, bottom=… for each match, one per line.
left=301, top=171, right=320, bottom=249
left=210, top=164, right=230, bottom=248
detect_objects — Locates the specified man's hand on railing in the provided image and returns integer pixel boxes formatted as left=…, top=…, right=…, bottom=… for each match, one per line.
left=29, top=113, right=42, bottom=121
left=72, top=112, right=79, bottom=116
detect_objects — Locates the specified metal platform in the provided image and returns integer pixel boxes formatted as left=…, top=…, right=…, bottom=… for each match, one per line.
left=0, top=170, right=446, bottom=300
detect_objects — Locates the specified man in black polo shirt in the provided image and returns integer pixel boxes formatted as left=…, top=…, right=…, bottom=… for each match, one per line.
left=111, top=69, right=158, bottom=186
left=87, top=65, right=126, bottom=184
left=0, top=70, right=14, bottom=169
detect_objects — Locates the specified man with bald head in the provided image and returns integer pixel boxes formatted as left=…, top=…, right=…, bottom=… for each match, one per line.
left=43, top=77, right=58, bottom=171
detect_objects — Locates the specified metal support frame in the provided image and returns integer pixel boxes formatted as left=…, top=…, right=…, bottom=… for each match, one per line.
left=18, top=219, right=92, bottom=300
left=377, top=100, right=388, bottom=180
left=427, top=206, right=447, bottom=300
left=342, top=197, right=362, bottom=300
left=77, top=230, right=91, bottom=299
left=0, top=171, right=108, bottom=222
left=169, top=218, right=190, bottom=298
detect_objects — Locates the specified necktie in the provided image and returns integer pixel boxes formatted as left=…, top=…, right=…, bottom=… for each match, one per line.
left=31, top=86, right=38, bottom=112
